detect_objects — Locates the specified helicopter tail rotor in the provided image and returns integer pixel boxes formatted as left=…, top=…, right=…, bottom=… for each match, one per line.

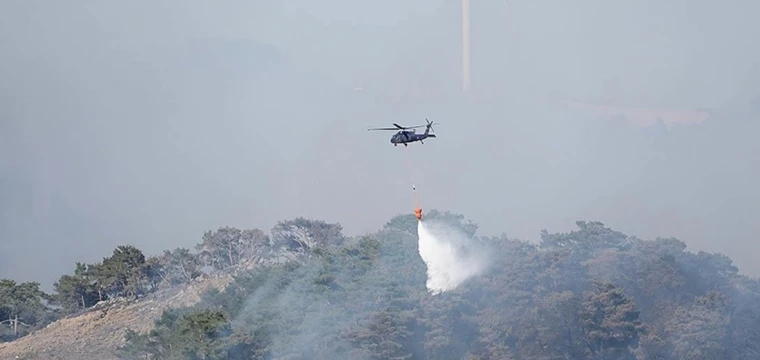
left=424, top=118, right=438, bottom=133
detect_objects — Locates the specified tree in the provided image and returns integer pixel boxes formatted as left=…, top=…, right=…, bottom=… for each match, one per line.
left=239, top=228, right=270, bottom=264
left=345, top=308, right=419, bottom=360
left=384, top=210, right=479, bottom=238
left=153, top=247, right=203, bottom=287
left=422, top=291, right=478, bottom=360
left=116, top=308, right=230, bottom=359
left=270, top=217, right=345, bottom=253
left=665, top=290, right=731, bottom=359
left=196, top=226, right=245, bottom=270
left=10, top=214, right=759, bottom=358
left=0, top=279, right=55, bottom=341
left=527, top=290, right=587, bottom=358
left=727, top=291, right=760, bottom=360
left=540, top=221, right=633, bottom=257
left=96, top=245, right=149, bottom=299
left=425, top=210, right=479, bottom=238
left=580, top=281, right=646, bottom=359
left=383, top=214, right=418, bottom=234
left=143, top=255, right=166, bottom=291
left=52, top=262, right=102, bottom=312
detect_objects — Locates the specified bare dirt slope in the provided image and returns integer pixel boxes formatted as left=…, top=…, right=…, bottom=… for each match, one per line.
left=0, top=274, right=233, bottom=360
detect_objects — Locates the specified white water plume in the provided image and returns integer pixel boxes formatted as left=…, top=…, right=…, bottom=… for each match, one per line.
left=417, top=220, right=490, bottom=295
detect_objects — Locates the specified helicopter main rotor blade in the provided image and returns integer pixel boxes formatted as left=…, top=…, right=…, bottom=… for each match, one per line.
left=368, top=121, right=428, bottom=131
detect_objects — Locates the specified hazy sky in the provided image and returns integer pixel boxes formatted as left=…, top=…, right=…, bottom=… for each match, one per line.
left=2, top=0, right=759, bottom=290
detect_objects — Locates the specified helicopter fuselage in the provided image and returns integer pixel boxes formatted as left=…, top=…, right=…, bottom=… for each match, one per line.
left=367, top=119, right=438, bottom=147
left=390, top=130, right=436, bottom=146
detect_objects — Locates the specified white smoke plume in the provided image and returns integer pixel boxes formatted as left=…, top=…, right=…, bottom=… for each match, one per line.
left=417, top=219, right=491, bottom=295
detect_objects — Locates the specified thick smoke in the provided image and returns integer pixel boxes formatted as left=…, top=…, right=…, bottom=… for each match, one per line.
left=417, top=219, right=491, bottom=294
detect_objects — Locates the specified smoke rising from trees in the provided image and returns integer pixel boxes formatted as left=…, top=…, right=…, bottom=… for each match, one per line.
left=4, top=211, right=757, bottom=359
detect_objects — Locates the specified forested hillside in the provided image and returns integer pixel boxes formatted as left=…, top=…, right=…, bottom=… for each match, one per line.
left=2, top=210, right=759, bottom=359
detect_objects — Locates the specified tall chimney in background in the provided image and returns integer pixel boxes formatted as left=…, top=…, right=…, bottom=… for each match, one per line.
left=462, top=0, right=471, bottom=92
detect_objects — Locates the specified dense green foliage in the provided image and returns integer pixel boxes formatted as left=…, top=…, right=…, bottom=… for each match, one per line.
left=2, top=211, right=760, bottom=359
left=0, top=216, right=344, bottom=343
left=0, top=279, right=57, bottom=341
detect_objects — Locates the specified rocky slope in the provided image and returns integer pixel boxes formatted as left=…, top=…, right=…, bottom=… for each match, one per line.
left=0, top=274, right=233, bottom=360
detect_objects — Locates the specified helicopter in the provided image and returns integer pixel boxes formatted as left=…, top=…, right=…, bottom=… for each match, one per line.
left=367, top=118, right=438, bottom=146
